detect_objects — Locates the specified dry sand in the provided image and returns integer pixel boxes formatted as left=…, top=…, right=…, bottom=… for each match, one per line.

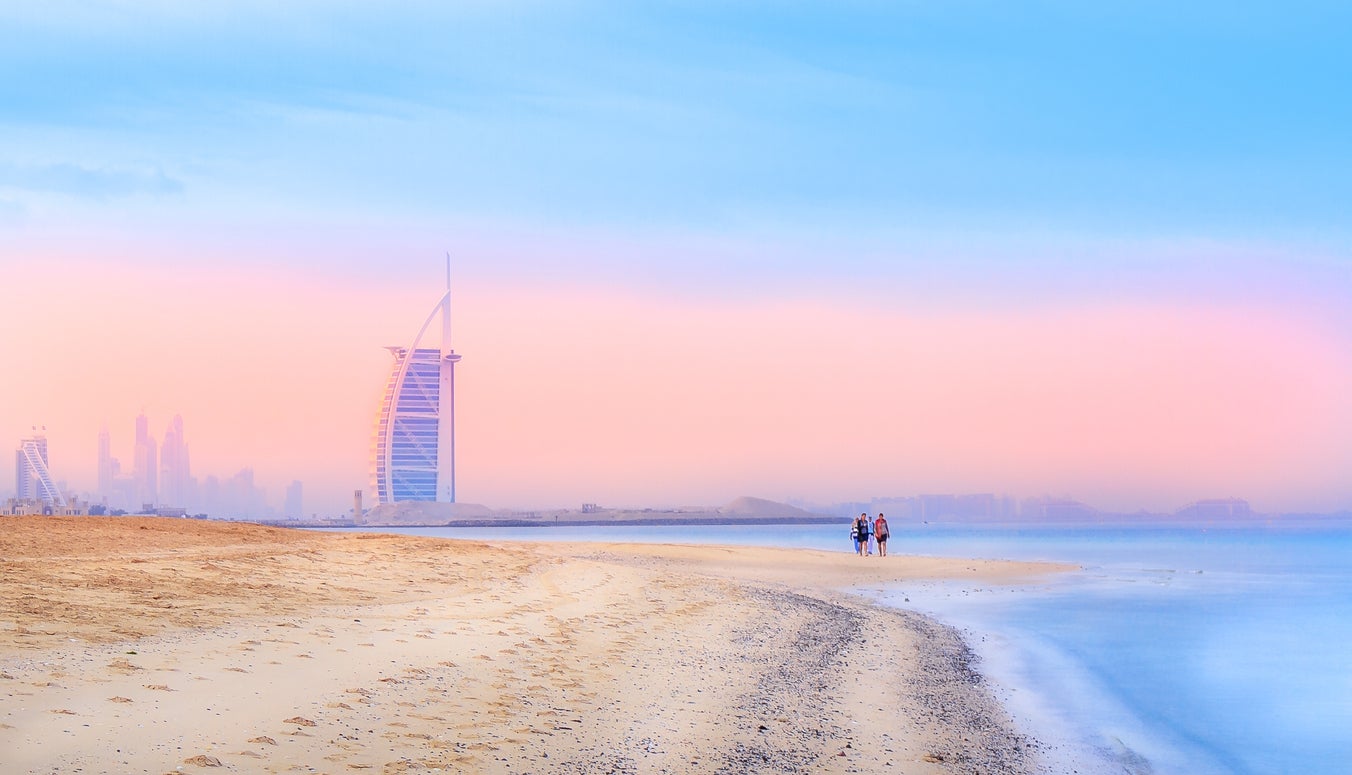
left=0, top=517, right=1072, bottom=774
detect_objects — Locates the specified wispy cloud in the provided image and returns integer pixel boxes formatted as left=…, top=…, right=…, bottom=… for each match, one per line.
left=0, top=162, right=183, bottom=199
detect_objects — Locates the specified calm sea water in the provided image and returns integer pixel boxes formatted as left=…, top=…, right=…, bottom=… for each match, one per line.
left=338, top=521, right=1352, bottom=775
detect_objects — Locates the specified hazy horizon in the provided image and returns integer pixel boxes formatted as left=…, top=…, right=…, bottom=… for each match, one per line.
left=3, top=4, right=1350, bottom=516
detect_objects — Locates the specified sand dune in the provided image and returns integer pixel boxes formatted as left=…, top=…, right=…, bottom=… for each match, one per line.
left=0, top=517, right=1070, bottom=774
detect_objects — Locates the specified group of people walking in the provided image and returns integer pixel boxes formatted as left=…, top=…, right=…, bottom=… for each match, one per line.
left=850, top=512, right=889, bottom=556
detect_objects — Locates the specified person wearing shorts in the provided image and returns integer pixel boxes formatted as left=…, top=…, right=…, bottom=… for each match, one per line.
left=874, top=513, right=890, bottom=557
left=855, top=512, right=870, bottom=557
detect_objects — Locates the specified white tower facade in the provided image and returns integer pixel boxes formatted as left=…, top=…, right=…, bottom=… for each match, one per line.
left=371, top=261, right=461, bottom=504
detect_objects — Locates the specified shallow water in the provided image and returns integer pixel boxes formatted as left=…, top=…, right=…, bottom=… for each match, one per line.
left=872, top=524, right=1352, bottom=775
left=338, top=520, right=1352, bottom=775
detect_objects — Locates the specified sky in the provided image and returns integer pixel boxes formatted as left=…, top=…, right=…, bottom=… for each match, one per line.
left=2, top=2, right=1350, bottom=516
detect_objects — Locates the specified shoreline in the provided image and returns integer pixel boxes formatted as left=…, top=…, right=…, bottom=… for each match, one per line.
left=303, top=515, right=843, bottom=529
left=1, top=517, right=1072, bottom=774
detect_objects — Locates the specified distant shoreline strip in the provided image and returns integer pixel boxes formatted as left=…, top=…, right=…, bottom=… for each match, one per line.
left=301, top=516, right=842, bottom=529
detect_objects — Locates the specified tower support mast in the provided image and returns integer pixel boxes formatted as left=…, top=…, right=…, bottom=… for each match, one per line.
left=437, top=253, right=461, bottom=503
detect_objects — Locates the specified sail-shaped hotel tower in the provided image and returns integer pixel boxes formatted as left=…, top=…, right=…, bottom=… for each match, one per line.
left=370, top=266, right=462, bottom=504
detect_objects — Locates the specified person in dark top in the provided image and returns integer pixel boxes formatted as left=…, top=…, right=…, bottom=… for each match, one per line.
left=854, top=512, right=871, bottom=557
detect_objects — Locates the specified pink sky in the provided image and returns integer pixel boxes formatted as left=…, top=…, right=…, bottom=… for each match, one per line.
left=3, top=252, right=1350, bottom=516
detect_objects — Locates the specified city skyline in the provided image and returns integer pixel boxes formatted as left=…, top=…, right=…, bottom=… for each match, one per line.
left=1, top=4, right=1350, bottom=516
left=2, top=413, right=1317, bottom=520
left=90, top=412, right=290, bottom=518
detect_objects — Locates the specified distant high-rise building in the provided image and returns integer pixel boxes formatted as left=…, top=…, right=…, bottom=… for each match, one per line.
left=160, top=414, right=192, bottom=508
left=97, top=426, right=114, bottom=497
left=284, top=480, right=303, bottom=519
left=134, top=412, right=158, bottom=508
left=15, top=430, right=66, bottom=507
left=96, top=424, right=137, bottom=511
left=371, top=262, right=462, bottom=504
left=199, top=468, right=270, bottom=519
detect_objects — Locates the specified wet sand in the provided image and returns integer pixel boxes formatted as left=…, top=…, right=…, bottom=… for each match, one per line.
left=0, top=516, right=1072, bottom=774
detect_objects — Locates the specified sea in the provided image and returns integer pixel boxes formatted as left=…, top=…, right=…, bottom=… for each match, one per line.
left=339, top=520, right=1352, bottom=775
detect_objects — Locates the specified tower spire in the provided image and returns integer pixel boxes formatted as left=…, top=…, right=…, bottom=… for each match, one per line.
left=442, top=252, right=453, bottom=352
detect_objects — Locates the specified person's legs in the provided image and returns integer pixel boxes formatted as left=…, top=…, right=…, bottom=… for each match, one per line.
left=878, top=537, right=887, bottom=556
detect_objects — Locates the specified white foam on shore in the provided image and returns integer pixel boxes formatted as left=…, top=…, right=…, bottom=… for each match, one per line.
left=870, top=581, right=1231, bottom=775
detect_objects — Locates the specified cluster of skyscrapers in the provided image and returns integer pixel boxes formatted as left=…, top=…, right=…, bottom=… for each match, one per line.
left=9, top=416, right=304, bottom=519
left=95, top=413, right=180, bottom=512
left=95, top=413, right=301, bottom=519
left=96, top=413, right=190, bottom=513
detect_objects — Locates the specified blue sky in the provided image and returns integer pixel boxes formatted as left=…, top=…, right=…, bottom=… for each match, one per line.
left=4, top=2, right=1351, bottom=242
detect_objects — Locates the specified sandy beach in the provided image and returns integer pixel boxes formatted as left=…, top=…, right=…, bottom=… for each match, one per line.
left=1, top=517, right=1071, bottom=774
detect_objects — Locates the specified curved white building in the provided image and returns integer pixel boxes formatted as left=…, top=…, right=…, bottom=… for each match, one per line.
left=15, top=431, right=67, bottom=508
left=370, top=269, right=462, bottom=504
